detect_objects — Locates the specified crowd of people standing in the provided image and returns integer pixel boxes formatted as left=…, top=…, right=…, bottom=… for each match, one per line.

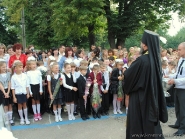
left=0, top=42, right=179, bottom=128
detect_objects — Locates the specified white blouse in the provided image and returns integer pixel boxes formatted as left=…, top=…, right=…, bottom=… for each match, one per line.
left=11, top=73, right=29, bottom=95
left=27, top=70, right=43, bottom=94
left=61, top=73, right=76, bottom=90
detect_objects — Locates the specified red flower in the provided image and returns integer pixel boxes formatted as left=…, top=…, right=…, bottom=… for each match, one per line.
left=117, top=97, right=123, bottom=101
left=59, top=78, right=63, bottom=81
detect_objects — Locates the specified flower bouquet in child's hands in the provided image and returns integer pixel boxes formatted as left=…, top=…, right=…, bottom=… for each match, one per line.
left=91, top=83, right=102, bottom=113
left=84, top=77, right=92, bottom=107
left=49, top=77, right=63, bottom=108
left=38, top=66, right=47, bottom=80
left=117, top=81, right=123, bottom=101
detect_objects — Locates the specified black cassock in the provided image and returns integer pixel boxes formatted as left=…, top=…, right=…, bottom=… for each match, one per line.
left=124, top=54, right=168, bottom=139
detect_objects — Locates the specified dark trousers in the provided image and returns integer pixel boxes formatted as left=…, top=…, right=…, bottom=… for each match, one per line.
left=101, top=92, right=109, bottom=113
left=86, top=95, right=91, bottom=115
left=79, top=97, right=87, bottom=118
left=174, top=88, right=185, bottom=131
left=166, top=86, right=175, bottom=106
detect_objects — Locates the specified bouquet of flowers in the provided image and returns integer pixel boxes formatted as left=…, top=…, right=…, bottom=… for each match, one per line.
left=91, top=83, right=102, bottom=113
left=49, top=77, right=63, bottom=108
left=84, top=77, right=92, bottom=108
left=117, top=81, right=123, bottom=101
left=38, top=66, right=47, bottom=80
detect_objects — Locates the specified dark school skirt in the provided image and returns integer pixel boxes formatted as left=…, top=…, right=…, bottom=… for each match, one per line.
left=2, top=89, right=13, bottom=106
left=30, top=84, right=40, bottom=100
left=64, top=89, right=74, bottom=103
left=16, top=94, right=27, bottom=104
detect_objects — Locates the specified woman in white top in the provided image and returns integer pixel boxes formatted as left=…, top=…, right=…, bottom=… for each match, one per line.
left=0, top=43, right=10, bottom=66
left=48, top=48, right=59, bottom=66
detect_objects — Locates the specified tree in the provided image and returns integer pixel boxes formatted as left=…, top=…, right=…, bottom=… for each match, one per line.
left=0, top=4, right=19, bottom=45
left=104, top=0, right=183, bottom=48
left=51, top=0, right=106, bottom=46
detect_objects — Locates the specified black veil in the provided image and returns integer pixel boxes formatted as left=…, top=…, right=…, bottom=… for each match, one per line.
left=142, top=30, right=168, bottom=123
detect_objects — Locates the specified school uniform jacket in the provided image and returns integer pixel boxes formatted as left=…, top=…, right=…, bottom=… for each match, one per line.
left=77, top=75, right=86, bottom=97
left=88, top=72, right=102, bottom=94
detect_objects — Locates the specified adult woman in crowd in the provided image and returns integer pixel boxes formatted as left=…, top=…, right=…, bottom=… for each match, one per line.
left=48, top=48, right=59, bottom=65
left=7, top=45, right=15, bottom=56
left=40, top=51, right=48, bottom=67
left=101, top=49, right=108, bottom=61
left=8, top=43, right=27, bottom=68
left=0, top=43, right=10, bottom=65
left=59, top=47, right=77, bottom=70
left=75, top=49, right=84, bottom=60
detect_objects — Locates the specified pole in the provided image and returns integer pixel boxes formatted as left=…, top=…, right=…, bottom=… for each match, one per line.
left=21, top=8, right=26, bottom=51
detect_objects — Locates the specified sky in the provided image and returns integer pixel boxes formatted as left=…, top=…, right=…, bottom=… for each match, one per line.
left=167, top=12, right=185, bottom=36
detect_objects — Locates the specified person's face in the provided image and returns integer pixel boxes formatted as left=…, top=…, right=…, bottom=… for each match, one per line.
left=91, top=45, right=96, bottom=51
left=93, top=69, right=98, bottom=74
left=53, top=49, right=59, bottom=55
left=78, top=52, right=84, bottom=58
left=108, top=52, right=113, bottom=56
left=15, top=65, right=23, bottom=73
left=52, top=65, right=59, bottom=74
left=104, top=60, right=110, bottom=66
left=81, top=69, right=87, bottom=75
left=118, top=46, right=122, bottom=50
left=68, top=50, right=73, bottom=57
left=42, top=52, right=46, bottom=58
left=0, top=63, right=6, bottom=73
left=177, top=44, right=185, bottom=57
left=113, top=50, right=118, bottom=56
left=15, top=49, right=22, bottom=55
left=71, top=66, right=76, bottom=72
left=30, top=62, right=37, bottom=70
left=124, top=52, right=128, bottom=57
left=72, top=47, right=77, bottom=53
left=7, top=48, right=14, bottom=56
left=161, top=51, right=167, bottom=57
left=47, top=52, right=51, bottom=56
left=117, top=64, right=123, bottom=70
left=130, top=48, right=134, bottom=54
left=91, top=52, right=96, bottom=57
left=101, top=67, right=106, bottom=73
left=119, top=50, right=124, bottom=56
left=0, top=47, right=5, bottom=53
left=59, top=46, right=65, bottom=53
left=103, top=50, right=108, bottom=56
left=109, top=60, right=114, bottom=65
left=65, top=65, right=71, bottom=73
left=29, top=47, right=34, bottom=51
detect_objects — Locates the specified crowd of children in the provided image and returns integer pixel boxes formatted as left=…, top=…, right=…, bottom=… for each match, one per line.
left=0, top=43, right=179, bottom=126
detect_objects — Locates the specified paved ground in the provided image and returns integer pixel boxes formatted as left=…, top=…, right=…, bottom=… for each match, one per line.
left=7, top=107, right=185, bottom=139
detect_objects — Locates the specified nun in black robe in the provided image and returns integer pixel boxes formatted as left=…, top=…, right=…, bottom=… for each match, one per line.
left=123, top=30, right=168, bottom=139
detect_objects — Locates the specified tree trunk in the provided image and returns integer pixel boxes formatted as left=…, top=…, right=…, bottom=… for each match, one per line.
left=104, top=0, right=116, bottom=49
left=88, top=25, right=95, bottom=47
left=108, top=31, right=116, bottom=48
left=116, top=38, right=126, bottom=48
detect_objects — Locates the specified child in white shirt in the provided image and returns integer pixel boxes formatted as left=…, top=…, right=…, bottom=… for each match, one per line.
left=11, top=60, right=30, bottom=125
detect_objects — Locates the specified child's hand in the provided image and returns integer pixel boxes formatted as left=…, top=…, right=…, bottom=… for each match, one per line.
left=60, top=82, right=63, bottom=85
left=93, top=79, right=97, bottom=84
left=83, top=95, right=87, bottom=100
left=118, top=76, right=122, bottom=80
left=72, top=87, right=78, bottom=91
left=40, top=92, right=43, bottom=95
left=50, top=94, right=53, bottom=100
left=27, top=93, right=30, bottom=99
left=13, top=97, right=17, bottom=103
left=104, top=90, right=108, bottom=93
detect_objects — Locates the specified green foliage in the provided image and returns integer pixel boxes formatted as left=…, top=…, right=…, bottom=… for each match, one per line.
left=1, top=0, right=185, bottom=50
left=0, top=4, right=19, bottom=45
